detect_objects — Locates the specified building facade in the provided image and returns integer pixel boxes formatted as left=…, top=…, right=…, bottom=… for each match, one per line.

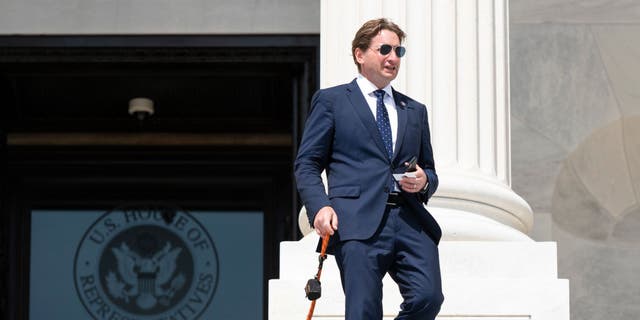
left=1, top=1, right=638, bottom=319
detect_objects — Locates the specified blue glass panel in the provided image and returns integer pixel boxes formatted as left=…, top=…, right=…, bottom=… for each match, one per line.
left=30, top=209, right=263, bottom=320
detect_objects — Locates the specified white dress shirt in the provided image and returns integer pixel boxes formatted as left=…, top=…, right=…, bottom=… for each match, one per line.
left=356, top=75, right=398, bottom=153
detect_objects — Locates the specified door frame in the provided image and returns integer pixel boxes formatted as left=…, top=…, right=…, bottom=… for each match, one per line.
left=0, top=34, right=319, bottom=319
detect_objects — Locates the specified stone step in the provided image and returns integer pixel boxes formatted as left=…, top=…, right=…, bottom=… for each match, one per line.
left=278, top=234, right=559, bottom=280
left=269, top=277, right=569, bottom=319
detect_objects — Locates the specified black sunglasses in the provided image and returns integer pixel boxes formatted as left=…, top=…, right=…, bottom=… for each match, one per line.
left=375, top=44, right=406, bottom=58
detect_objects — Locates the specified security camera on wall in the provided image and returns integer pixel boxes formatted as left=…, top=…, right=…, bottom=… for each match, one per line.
left=128, top=97, right=155, bottom=121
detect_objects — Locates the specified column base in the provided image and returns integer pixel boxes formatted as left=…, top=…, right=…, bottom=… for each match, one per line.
left=433, top=207, right=533, bottom=241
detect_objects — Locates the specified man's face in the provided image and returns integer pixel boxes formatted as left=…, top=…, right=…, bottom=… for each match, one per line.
left=355, top=29, right=402, bottom=89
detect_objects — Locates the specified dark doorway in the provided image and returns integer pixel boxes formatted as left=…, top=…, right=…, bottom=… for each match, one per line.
left=0, top=35, right=318, bottom=319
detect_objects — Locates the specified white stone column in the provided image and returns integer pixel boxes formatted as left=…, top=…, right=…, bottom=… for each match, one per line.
left=314, top=0, right=533, bottom=241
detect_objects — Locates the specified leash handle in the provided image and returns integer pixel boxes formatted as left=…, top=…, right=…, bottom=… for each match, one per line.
left=306, top=235, right=330, bottom=320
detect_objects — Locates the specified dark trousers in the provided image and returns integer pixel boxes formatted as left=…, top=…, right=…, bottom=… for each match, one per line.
left=334, top=205, right=444, bottom=320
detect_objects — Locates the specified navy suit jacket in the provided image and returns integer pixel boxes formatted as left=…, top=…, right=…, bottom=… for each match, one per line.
left=295, top=79, right=441, bottom=247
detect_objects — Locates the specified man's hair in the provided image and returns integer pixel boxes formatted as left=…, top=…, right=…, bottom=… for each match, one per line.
left=351, top=18, right=406, bottom=72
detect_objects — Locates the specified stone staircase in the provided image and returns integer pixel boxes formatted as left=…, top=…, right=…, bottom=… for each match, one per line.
left=269, top=234, right=569, bottom=320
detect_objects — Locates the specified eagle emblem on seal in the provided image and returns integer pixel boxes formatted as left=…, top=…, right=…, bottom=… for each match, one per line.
left=105, top=241, right=186, bottom=309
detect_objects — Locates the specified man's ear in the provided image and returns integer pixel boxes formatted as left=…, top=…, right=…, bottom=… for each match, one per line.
left=354, top=47, right=365, bottom=65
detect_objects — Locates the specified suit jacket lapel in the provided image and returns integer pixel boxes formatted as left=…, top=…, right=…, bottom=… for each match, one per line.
left=345, top=80, right=390, bottom=161
left=392, top=88, right=408, bottom=161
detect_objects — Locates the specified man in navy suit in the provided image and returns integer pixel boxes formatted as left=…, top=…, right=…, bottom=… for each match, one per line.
left=295, top=18, right=443, bottom=319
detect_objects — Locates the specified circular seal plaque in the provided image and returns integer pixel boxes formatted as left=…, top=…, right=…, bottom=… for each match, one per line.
left=74, top=206, right=218, bottom=320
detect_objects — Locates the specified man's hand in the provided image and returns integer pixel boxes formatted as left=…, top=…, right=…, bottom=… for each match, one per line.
left=400, top=164, right=428, bottom=193
left=313, top=206, right=339, bottom=237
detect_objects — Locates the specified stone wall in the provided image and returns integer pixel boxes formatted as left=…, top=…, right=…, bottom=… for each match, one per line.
left=0, top=0, right=319, bottom=34
left=510, top=1, right=640, bottom=319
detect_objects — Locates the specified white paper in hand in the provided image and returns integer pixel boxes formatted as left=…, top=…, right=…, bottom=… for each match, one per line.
left=393, top=172, right=416, bottom=180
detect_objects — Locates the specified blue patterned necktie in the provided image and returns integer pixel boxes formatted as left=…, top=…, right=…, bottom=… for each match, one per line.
left=374, top=89, right=393, bottom=160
